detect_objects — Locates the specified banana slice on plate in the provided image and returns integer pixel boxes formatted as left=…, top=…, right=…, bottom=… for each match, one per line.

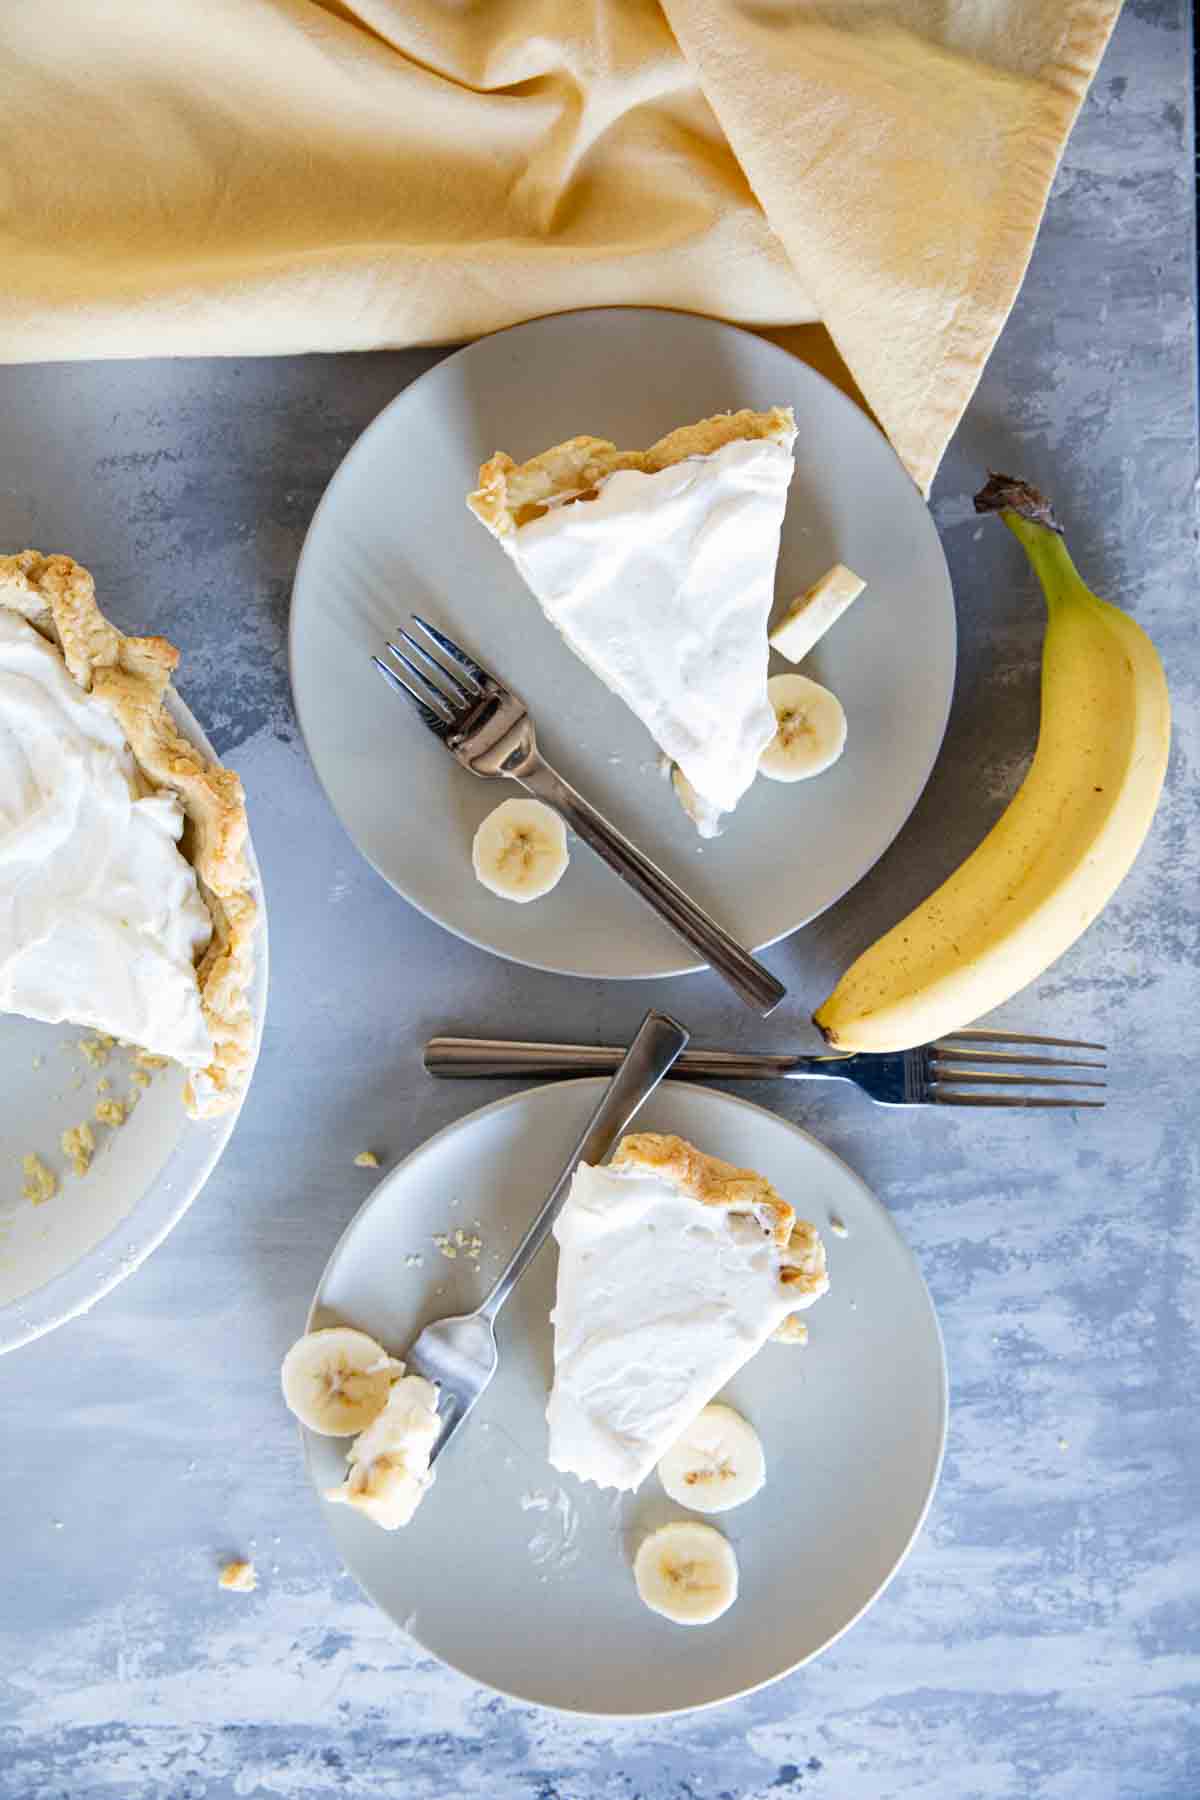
left=656, top=1403, right=765, bottom=1513
left=472, top=798, right=569, bottom=902
left=634, top=1520, right=739, bottom=1625
left=769, top=563, right=866, bottom=664
left=759, top=673, right=847, bottom=782
left=280, top=1326, right=402, bottom=1437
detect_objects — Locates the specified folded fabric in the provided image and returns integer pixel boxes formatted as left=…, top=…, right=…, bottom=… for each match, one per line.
left=0, top=0, right=1118, bottom=491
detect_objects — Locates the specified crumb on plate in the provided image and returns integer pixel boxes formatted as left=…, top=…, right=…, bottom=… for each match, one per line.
left=61, top=1122, right=96, bottom=1178
left=22, top=1154, right=57, bottom=1206
left=353, top=1150, right=380, bottom=1168
left=95, top=1099, right=126, bottom=1128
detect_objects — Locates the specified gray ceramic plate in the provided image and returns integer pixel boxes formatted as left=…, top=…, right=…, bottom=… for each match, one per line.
left=303, top=1079, right=947, bottom=1715
left=289, top=308, right=956, bottom=979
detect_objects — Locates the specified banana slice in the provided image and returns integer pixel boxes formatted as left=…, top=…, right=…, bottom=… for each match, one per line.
left=759, top=673, right=847, bottom=782
left=769, top=563, right=866, bottom=664
left=472, top=798, right=569, bottom=902
left=633, top=1520, right=739, bottom=1625
left=656, top=1403, right=765, bottom=1513
left=280, top=1326, right=402, bottom=1437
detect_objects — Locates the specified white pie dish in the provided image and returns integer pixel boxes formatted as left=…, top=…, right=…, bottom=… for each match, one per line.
left=289, top=307, right=956, bottom=981
left=300, top=1078, right=947, bottom=1716
left=0, top=691, right=268, bottom=1356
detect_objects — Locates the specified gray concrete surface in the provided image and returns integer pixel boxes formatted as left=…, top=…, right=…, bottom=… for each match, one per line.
left=1, top=2, right=1197, bottom=1795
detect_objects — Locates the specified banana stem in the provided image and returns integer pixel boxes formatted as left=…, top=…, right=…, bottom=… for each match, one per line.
left=974, top=472, right=1088, bottom=610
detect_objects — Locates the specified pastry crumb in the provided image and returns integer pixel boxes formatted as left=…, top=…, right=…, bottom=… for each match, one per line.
left=22, top=1154, right=57, bottom=1206
left=829, top=1214, right=849, bottom=1238
left=95, top=1099, right=126, bottom=1128
left=32, top=1054, right=43, bottom=1071
left=353, top=1150, right=380, bottom=1168
left=131, top=1068, right=152, bottom=1088
left=96, top=1076, right=110, bottom=1094
left=135, top=1051, right=168, bottom=1070
left=218, top=1559, right=258, bottom=1593
left=77, top=1037, right=112, bottom=1067
left=404, top=1254, right=424, bottom=1268
left=1058, top=1438, right=1070, bottom=1451
left=433, top=1226, right=484, bottom=1262
left=61, top=1122, right=96, bottom=1178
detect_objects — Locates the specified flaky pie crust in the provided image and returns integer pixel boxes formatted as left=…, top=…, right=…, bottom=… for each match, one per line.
left=0, top=551, right=257, bottom=1118
left=611, top=1131, right=828, bottom=1340
left=469, top=407, right=796, bottom=534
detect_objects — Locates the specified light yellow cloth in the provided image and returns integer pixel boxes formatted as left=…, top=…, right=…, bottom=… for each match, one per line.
left=0, top=0, right=1118, bottom=491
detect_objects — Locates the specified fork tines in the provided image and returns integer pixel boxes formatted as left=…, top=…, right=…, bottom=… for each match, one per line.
left=930, top=1028, right=1108, bottom=1108
left=373, top=615, right=489, bottom=733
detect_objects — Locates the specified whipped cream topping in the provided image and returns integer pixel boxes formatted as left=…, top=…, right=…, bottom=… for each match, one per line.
left=0, top=612, right=213, bottom=1066
left=502, top=434, right=795, bottom=822
left=326, top=1374, right=442, bottom=1530
left=547, top=1157, right=824, bottom=1492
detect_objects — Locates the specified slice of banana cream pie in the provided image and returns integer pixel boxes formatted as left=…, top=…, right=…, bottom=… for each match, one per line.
left=469, top=408, right=796, bottom=837
left=546, top=1131, right=829, bottom=1492
left=0, top=551, right=258, bottom=1116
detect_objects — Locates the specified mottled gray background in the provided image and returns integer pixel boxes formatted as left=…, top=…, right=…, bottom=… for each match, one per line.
left=1, top=2, right=1197, bottom=1795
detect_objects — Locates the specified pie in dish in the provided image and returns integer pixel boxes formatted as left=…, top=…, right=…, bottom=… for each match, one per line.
left=0, top=550, right=258, bottom=1117
left=546, top=1130, right=829, bottom=1492
left=469, top=408, right=797, bottom=837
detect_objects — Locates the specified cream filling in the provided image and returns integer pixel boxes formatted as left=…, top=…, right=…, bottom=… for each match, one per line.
left=0, top=612, right=212, bottom=1067
left=501, top=433, right=795, bottom=824
left=547, top=1158, right=826, bottom=1492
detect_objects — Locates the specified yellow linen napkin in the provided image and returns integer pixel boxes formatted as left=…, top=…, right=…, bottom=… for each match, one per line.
left=0, top=0, right=1118, bottom=491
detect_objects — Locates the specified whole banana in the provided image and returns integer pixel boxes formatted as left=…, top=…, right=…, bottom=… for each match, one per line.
left=813, top=475, right=1171, bottom=1053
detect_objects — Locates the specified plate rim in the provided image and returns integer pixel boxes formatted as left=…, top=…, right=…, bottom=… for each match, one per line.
left=288, top=304, right=957, bottom=982
left=301, top=1074, right=949, bottom=1717
left=0, top=690, right=270, bottom=1356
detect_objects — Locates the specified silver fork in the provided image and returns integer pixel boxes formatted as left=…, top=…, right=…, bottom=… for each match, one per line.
left=404, top=1009, right=689, bottom=1467
left=422, top=1027, right=1107, bottom=1109
left=373, top=616, right=786, bottom=1017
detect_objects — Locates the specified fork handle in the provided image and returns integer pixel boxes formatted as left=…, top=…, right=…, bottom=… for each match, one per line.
left=517, top=759, right=786, bottom=1017
left=425, top=1037, right=833, bottom=1081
